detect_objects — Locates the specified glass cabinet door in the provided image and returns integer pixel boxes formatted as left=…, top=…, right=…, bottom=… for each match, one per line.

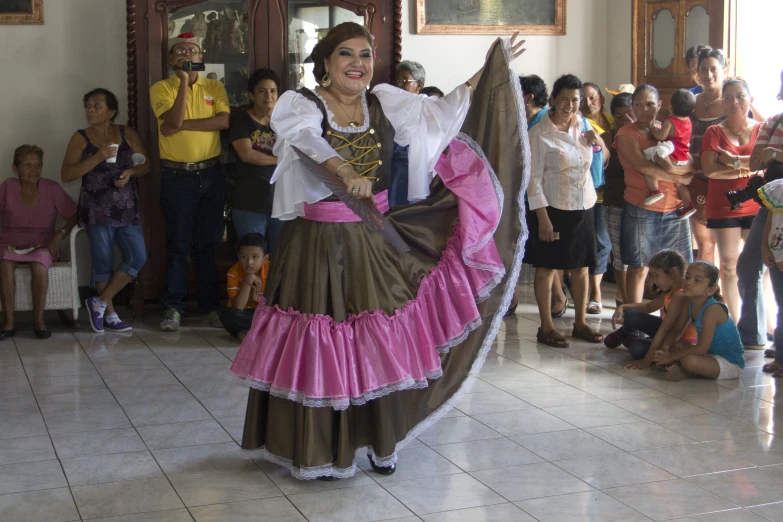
left=168, top=0, right=250, bottom=107
left=288, top=0, right=365, bottom=90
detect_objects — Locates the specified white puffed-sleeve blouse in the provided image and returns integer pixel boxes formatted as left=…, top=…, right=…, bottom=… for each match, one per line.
left=269, top=84, right=471, bottom=221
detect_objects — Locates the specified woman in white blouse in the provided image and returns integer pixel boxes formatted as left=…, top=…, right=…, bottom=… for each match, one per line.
left=526, top=74, right=608, bottom=348
left=229, top=22, right=527, bottom=480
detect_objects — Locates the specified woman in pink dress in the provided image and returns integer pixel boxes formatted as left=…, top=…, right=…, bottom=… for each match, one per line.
left=0, top=145, right=78, bottom=339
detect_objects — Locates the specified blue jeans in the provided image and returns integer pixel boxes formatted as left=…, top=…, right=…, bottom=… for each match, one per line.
left=737, top=206, right=783, bottom=348
left=621, top=202, right=693, bottom=266
left=590, top=204, right=611, bottom=276
left=389, top=144, right=411, bottom=207
left=160, top=165, right=226, bottom=314
left=232, top=210, right=283, bottom=255
left=771, top=266, right=783, bottom=364
left=85, top=224, right=146, bottom=285
left=622, top=309, right=662, bottom=360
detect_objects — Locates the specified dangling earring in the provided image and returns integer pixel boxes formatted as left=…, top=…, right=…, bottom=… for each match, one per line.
left=321, top=72, right=331, bottom=88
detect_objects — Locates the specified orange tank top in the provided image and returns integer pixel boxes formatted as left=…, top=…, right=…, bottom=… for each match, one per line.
left=664, top=289, right=698, bottom=342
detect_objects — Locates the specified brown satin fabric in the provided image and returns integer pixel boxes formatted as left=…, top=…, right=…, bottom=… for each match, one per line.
left=241, top=42, right=527, bottom=473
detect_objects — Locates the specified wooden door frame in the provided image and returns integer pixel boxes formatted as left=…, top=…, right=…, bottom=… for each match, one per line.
left=632, top=0, right=735, bottom=89
left=125, top=0, right=402, bottom=308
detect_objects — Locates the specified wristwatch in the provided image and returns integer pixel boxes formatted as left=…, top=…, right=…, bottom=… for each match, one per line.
left=733, top=156, right=741, bottom=170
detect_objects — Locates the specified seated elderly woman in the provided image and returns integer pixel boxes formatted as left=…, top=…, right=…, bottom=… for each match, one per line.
left=61, top=88, right=150, bottom=333
left=0, top=145, right=78, bottom=339
left=389, top=60, right=426, bottom=206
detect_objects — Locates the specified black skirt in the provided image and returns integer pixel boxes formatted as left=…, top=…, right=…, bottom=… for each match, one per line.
left=524, top=206, right=598, bottom=269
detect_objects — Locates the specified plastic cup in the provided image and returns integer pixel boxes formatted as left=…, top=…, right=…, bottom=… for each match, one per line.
left=131, top=153, right=146, bottom=166
left=105, top=144, right=119, bottom=164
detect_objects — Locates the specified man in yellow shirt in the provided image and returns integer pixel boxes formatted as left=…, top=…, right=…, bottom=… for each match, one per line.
left=150, top=32, right=230, bottom=332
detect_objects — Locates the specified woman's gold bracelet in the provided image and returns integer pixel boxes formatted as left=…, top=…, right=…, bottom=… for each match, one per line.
left=464, top=81, right=475, bottom=96
left=335, top=163, right=352, bottom=179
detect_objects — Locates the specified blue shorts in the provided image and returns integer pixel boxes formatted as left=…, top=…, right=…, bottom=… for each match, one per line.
left=620, top=202, right=693, bottom=267
left=86, top=224, right=146, bottom=285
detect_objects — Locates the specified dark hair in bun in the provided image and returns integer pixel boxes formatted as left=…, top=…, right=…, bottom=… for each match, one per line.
left=308, top=22, right=374, bottom=83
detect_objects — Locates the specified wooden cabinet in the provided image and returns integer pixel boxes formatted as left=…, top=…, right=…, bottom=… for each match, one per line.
left=632, top=0, right=735, bottom=104
left=125, top=0, right=400, bottom=311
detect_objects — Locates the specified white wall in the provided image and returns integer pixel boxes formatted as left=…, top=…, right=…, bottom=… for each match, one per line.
left=605, top=0, right=633, bottom=92
left=400, top=0, right=625, bottom=95
left=736, top=0, right=783, bottom=118
left=0, top=0, right=127, bottom=198
left=0, top=0, right=127, bottom=284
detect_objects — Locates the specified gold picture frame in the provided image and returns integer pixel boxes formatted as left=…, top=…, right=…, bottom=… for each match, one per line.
left=0, top=0, right=43, bottom=25
left=416, top=0, right=565, bottom=35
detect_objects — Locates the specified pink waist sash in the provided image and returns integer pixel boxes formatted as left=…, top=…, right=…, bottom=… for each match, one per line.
left=304, top=190, right=389, bottom=223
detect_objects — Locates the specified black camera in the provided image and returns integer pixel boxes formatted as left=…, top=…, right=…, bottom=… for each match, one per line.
left=725, top=176, right=765, bottom=210
left=178, top=60, right=205, bottom=72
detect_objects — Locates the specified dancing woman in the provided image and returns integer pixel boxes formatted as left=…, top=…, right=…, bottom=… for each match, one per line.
left=230, top=22, right=528, bottom=479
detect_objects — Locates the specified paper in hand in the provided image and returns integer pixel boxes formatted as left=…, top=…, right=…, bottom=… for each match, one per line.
left=291, top=147, right=409, bottom=252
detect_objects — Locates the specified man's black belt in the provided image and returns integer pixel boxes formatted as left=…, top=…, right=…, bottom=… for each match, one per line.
left=160, top=157, right=219, bottom=171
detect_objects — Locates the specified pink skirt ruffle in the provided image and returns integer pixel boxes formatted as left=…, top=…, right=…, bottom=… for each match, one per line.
left=230, top=137, right=505, bottom=410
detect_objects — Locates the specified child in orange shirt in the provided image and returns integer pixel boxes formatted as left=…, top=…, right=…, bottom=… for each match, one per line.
left=603, top=249, right=698, bottom=367
left=220, top=233, right=269, bottom=339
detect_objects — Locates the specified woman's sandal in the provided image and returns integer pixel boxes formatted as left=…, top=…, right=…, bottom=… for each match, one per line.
left=537, top=328, right=569, bottom=348
left=552, top=296, right=569, bottom=318
left=586, top=301, right=602, bottom=315
left=572, top=324, right=603, bottom=343
left=762, top=362, right=783, bottom=373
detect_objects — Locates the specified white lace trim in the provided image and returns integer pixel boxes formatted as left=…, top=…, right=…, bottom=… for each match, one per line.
left=261, top=447, right=359, bottom=480
left=313, top=89, right=370, bottom=133
left=254, top=445, right=398, bottom=480
left=250, top=40, right=530, bottom=480
left=237, top=314, right=480, bottom=410
left=367, top=449, right=398, bottom=467
left=437, top=316, right=482, bottom=355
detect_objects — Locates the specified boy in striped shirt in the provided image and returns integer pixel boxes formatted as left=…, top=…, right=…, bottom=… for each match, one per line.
left=220, top=233, right=269, bottom=339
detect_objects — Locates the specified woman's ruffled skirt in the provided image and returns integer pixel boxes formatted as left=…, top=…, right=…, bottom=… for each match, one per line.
left=230, top=43, right=529, bottom=480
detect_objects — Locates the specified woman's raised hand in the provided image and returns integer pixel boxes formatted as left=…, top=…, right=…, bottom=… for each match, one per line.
left=484, top=33, right=526, bottom=65
left=507, top=32, right=526, bottom=62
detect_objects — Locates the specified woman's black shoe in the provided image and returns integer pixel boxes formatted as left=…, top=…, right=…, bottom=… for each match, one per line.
left=367, top=454, right=396, bottom=475
left=316, top=475, right=340, bottom=481
left=0, top=329, right=15, bottom=340
left=34, top=329, right=51, bottom=340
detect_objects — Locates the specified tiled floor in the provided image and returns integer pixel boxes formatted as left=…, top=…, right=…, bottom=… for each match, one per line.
left=1, top=283, right=782, bottom=521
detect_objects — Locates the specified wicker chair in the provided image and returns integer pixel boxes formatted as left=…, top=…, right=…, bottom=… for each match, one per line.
left=0, top=227, right=84, bottom=321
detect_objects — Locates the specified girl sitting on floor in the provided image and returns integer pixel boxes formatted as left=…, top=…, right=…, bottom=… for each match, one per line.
left=651, top=261, right=745, bottom=381
left=606, top=250, right=697, bottom=367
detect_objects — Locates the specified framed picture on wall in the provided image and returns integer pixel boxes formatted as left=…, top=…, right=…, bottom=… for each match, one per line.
left=0, top=0, right=43, bottom=25
left=416, top=0, right=565, bottom=35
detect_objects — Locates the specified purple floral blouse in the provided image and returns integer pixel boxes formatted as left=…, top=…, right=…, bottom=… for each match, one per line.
left=77, top=126, right=142, bottom=227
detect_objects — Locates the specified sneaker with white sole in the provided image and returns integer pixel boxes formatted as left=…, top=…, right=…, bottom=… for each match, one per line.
left=105, top=314, right=133, bottom=333
left=85, top=297, right=106, bottom=333
left=644, top=190, right=665, bottom=205
left=160, top=308, right=181, bottom=332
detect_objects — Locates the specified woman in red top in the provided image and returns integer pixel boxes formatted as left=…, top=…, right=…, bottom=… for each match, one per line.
left=701, top=78, right=761, bottom=323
